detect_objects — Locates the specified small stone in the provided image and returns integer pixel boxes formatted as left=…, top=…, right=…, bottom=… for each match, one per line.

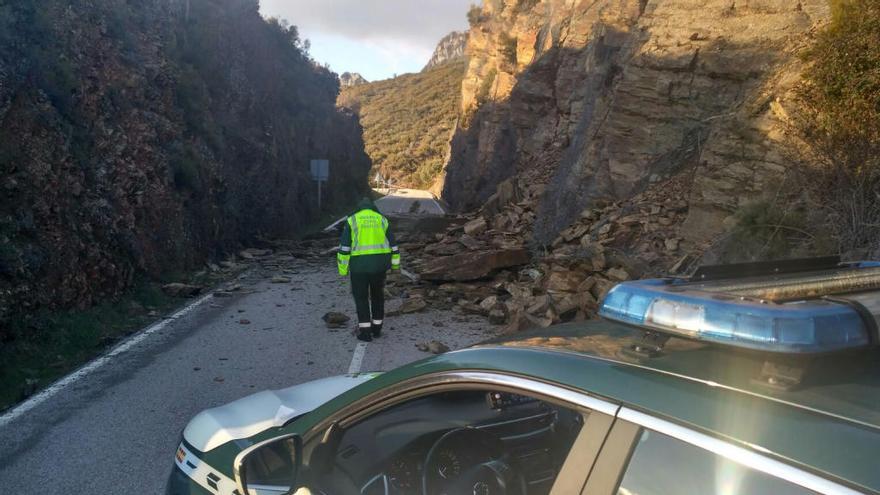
left=239, top=319, right=251, bottom=325
left=400, top=297, right=428, bottom=314
left=479, top=295, right=499, bottom=311
left=322, top=312, right=350, bottom=328
left=606, top=267, right=630, bottom=281
left=271, top=275, right=292, bottom=284
left=417, top=341, right=450, bottom=354
left=664, top=238, right=680, bottom=252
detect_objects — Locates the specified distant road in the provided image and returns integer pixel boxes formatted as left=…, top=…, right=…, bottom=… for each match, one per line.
left=375, top=188, right=446, bottom=216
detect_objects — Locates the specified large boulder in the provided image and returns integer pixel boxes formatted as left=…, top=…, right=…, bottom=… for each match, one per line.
left=420, top=249, right=530, bottom=282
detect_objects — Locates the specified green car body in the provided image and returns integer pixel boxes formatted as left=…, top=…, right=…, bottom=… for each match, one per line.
left=167, top=319, right=880, bottom=494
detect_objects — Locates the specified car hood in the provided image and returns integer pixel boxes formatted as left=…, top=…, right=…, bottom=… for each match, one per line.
left=183, top=373, right=379, bottom=452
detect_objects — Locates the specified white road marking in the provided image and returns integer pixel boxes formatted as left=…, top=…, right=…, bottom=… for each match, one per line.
left=0, top=293, right=214, bottom=429
left=347, top=342, right=368, bottom=375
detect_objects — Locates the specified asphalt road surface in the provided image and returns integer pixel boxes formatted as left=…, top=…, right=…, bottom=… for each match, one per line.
left=375, top=188, right=446, bottom=216
left=0, top=257, right=493, bottom=494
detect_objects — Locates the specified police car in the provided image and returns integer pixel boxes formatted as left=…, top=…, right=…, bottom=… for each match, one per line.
left=167, top=257, right=880, bottom=495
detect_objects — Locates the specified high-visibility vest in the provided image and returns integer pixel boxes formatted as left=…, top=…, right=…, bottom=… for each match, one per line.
left=337, top=209, right=399, bottom=275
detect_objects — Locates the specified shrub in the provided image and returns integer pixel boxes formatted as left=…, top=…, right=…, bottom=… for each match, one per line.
left=793, top=0, right=880, bottom=256
left=498, top=33, right=518, bottom=68
left=467, top=4, right=485, bottom=27
left=718, top=199, right=821, bottom=262
left=476, top=68, right=497, bottom=105
left=515, top=0, right=541, bottom=13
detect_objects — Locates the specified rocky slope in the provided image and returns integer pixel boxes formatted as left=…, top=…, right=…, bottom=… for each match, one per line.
left=437, top=0, right=829, bottom=253
left=338, top=60, right=466, bottom=188
left=423, top=31, right=469, bottom=71
left=0, top=0, right=371, bottom=334
left=340, top=72, right=368, bottom=87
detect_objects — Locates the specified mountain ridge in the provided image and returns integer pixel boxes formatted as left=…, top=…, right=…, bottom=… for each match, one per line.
left=423, top=31, right=468, bottom=71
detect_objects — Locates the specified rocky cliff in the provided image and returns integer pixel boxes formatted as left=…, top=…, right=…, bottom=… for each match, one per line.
left=438, top=0, right=829, bottom=250
left=423, top=31, right=469, bottom=71
left=0, top=0, right=371, bottom=331
left=340, top=72, right=369, bottom=87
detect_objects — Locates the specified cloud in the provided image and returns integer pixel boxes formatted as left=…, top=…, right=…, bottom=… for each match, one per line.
left=260, top=0, right=473, bottom=50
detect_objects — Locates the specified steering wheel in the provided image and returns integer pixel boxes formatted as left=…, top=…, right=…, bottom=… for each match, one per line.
left=421, top=427, right=526, bottom=495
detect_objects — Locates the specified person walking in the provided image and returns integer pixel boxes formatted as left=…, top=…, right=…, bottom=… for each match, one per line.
left=337, top=197, right=400, bottom=342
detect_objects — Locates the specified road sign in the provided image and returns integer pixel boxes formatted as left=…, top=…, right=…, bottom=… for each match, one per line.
left=310, top=159, right=329, bottom=210
left=310, top=159, right=329, bottom=182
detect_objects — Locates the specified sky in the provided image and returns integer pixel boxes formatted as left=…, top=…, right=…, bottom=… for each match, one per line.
left=259, top=0, right=474, bottom=81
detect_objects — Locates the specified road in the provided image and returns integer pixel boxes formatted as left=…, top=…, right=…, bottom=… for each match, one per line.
left=0, top=256, right=493, bottom=494
left=375, top=188, right=446, bottom=216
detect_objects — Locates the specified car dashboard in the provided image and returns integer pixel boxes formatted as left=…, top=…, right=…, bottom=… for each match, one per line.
left=322, top=390, right=583, bottom=495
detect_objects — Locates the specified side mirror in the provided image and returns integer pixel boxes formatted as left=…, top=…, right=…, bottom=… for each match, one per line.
left=233, top=434, right=302, bottom=495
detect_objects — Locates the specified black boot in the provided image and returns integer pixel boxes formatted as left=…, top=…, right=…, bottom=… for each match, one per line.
left=371, top=322, right=383, bottom=338
left=355, top=325, right=373, bottom=342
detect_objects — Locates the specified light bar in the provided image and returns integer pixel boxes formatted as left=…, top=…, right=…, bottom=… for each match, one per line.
left=599, top=279, right=872, bottom=354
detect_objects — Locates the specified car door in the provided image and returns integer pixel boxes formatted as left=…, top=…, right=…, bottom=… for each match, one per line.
left=295, top=371, right=621, bottom=495
left=579, top=407, right=862, bottom=495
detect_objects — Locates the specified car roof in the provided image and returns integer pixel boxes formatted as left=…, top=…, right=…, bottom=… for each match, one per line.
left=441, top=319, right=880, bottom=492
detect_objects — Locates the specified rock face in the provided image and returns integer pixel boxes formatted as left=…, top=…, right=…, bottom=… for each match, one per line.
left=424, top=31, right=469, bottom=71
left=438, top=0, right=829, bottom=246
left=0, top=0, right=371, bottom=331
left=339, top=72, right=368, bottom=87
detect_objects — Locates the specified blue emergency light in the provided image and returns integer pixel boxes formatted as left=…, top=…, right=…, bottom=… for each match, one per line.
left=598, top=263, right=880, bottom=354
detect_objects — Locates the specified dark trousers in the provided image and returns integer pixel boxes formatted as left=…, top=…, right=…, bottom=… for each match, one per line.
left=350, top=272, right=386, bottom=326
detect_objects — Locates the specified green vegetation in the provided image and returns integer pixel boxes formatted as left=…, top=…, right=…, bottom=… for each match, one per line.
left=515, top=0, right=541, bottom=12
left=476, top=68, right=498, bottom=105
left=792, top=0, right=880, bottom=256
left=499, top=33, right=518, bottom=67
left=0, top=280, right=165, bottom=410
left=0, top=0, right=369, bottom=409
left=338, top=60, right=466, bottom=188
left=719, top=198, right=832, bottom=262
left=467, top=4, right=485, bottom=26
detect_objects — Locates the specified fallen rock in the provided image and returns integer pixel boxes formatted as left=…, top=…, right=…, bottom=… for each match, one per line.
left=416, top=341, right=450, bottom=354
left=463, top=216, right=488, bottom=236
left=271, top=275, right=292, bottom=284
left=525, top=313, right=554, bottom=329
left=527, top=294, right=550, bottom=315
left=420, top=249, right=530, bottom=282
left=162, top=283, right=203, bottom=298
left=400, top=297, right=428, bottom=314
left=239, top=319, right=251, bottom=325
left=322, top=312, right=350, bottom=328
left=606, top=267, right=630, bottom=281
left=240, top=248, right=272, bottom=259
left=590, top=278, right=616, bottom=301
left=479, top=295, right=499, bottom=311
left=489, top=309, right=508, bottom=325
left=545, top=271, right=582, bottom=293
